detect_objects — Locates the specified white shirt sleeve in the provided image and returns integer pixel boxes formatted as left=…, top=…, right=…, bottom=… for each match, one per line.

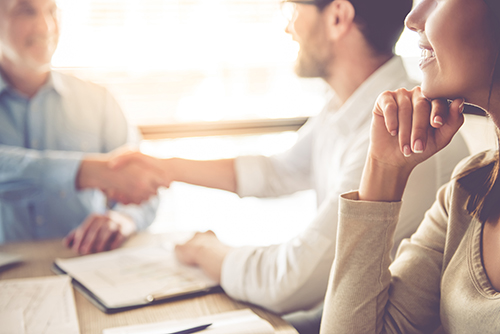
left=221, top=194, right=338, bottom=314
left=220, top=133, right=469, bottom=315
left=221, top=135, right=368, bottom=314
left=235, top=116, right=318, bottom=198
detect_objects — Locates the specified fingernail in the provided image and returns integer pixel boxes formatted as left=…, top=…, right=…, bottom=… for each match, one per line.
left=413, top=139, right=424, bottom=153
left=403, top=145, right=412, bottom=157
left=459, top=99, right=465, bottom=114
left=390, top=130, right=397, bottom=137
left=433, top=116, right=443, bottom=126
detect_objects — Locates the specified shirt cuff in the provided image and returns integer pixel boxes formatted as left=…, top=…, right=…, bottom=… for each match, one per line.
left=113, top=196, right=159, bottom=231
left=40, top=151, right=86, bottom=195
left=220, top=245, right=257, bottom=300
left=339, top=191, right=402, bottom=223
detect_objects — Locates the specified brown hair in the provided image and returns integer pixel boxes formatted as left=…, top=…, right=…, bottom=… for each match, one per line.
left=457, top=11, right=500, bottom=222
left=457, top=148, right=500, bottom=222
left=313, top=0, right=413, bottom=55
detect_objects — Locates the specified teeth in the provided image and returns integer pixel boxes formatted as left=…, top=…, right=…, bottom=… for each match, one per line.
left=421, top=49, right=435, bottom=59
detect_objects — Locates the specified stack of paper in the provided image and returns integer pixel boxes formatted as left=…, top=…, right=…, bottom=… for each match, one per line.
left=103, top=309, right=275, bottom=334
left=54, top=243, right=218, bottom=312
left=0, top=275, right=80, bottom=334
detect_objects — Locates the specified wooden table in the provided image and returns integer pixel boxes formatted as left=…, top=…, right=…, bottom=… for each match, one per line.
left=0, top=233, right=298, bottom=334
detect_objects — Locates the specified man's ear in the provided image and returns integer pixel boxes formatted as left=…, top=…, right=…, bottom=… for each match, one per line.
left=322, top=0, right=356, bottom=40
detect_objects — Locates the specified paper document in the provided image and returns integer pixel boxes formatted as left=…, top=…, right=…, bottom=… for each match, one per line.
left=103, top=309, right=275, bottom=334
left=0, top=252, right=22, bottom=269
left=54, top=243, right=218, bottom=311
left=0, top=275, right=80, bottom=334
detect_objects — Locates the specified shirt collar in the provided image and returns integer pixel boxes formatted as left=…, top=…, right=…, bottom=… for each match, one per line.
left=0, top=69, right=63, bottom=98
left=333, top=56, right=412, bottom=133
left=48, top=70, right=66, bottom=96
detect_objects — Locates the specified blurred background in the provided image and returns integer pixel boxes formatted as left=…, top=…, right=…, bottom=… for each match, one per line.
left=51, top=0, right=470, bottom=247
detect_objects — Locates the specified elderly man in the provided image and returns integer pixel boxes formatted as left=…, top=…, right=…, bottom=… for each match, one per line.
left=0, top=0, right=167, bottom=253
left=110, top=0, right=470, bottom=332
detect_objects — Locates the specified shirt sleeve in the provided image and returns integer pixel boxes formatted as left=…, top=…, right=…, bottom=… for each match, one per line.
left=221, top=193, right=338, bottom=314
left=100, top=89, right=159, bottom=230
left=0, top=144, right=85, bottom=201
left=320, top=184, right=451, bottom=334
left=234, top=116, right=318, bottom=198
left=221, top=136, right=368, bottom=314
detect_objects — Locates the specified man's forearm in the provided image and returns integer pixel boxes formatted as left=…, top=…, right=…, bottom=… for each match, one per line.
left=164, top=158, right=237, bottom=193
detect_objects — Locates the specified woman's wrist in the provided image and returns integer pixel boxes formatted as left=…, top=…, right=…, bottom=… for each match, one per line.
left=358, top=156, right=413, bottom=202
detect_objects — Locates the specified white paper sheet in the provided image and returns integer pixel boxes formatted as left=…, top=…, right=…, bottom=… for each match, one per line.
left=0, top=275, right=80, bottom=334
left=102, top=309, right=275, bottom=334
left=55, top=243, right=217, bottom=309
left=0, top=252, right=22, bottom=268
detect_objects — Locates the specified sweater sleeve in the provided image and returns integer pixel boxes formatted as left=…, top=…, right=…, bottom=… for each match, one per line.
left=321, top=185, right=451, bottom=334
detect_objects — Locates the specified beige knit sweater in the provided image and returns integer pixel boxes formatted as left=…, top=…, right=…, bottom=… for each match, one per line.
left=321, top=151, right=500, bottom=334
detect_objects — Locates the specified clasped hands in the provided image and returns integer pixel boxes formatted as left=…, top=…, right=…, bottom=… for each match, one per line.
left=359, top=86, right=465, bottom=202
left=65, top=149, right=168, bottom=254
left=77, top=149, right=170, bottom=205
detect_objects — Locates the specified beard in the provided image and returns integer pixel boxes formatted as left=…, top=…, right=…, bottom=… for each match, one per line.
left=293, top=37, right=329, bottom=79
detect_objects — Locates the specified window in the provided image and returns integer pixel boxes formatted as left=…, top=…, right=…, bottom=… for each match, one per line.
left=53, top=0, right=326, bottom=135
left=53, top=0, right=420, bottom=138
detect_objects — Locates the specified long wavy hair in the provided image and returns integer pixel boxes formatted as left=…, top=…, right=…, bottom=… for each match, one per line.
left=456, top=9, right=500, bottom=223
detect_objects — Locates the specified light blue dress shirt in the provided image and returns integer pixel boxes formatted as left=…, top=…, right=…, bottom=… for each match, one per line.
left=0, top=71, right=158, bottom=243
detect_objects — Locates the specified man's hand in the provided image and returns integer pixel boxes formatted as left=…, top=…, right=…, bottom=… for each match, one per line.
left=77, top=152, right=170, bottom=205
left=175, top=230, right=232, bottom=283
left=63, top=211, right=136, bottom=255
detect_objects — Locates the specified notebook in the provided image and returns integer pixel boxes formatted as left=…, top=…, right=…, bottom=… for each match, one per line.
left=102, top=309, right=275, bottom=334
left=53, top=242, right=219, bottom=313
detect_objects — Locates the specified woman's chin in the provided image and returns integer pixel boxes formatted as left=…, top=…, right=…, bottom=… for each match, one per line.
left=421, top=82, right=456, bottom=101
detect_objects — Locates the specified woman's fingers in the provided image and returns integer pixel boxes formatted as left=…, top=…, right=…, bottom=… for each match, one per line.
left=375, top=91, right=399, bottom=136
left=395, top=89, right=414, bottom=157
left=374, top=87, right=464, bottom=160
left=410, top=90, right=432, bottom=154
left=435, top=98, right=465, bottom=148
left=429, top=99, right=449, bottom=128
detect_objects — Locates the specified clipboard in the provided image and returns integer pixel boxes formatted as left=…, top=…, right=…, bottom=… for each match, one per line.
left=52, top=243, right=220, bottom=314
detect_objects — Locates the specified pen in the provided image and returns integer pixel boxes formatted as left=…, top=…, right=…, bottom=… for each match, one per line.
left=166, top=323, right=212, bottom=334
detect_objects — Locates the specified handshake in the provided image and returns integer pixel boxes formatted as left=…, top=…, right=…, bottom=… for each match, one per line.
left=77, top=150, right=169, bottom=205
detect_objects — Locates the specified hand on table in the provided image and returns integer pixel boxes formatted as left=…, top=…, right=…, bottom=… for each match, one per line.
left=175, top=230, right=232, bottom=283
left=63, top=211, right=136, bottom=255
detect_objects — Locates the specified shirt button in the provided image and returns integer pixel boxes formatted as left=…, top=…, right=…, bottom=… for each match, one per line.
left=36, top=216, right=44, bottom=226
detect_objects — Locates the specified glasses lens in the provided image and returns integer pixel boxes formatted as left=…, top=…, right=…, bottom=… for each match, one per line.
left=280, top=2, right=297, bottom=22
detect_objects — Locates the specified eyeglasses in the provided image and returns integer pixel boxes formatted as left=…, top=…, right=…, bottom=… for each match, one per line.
left=280, top=1, right=316, bottom=22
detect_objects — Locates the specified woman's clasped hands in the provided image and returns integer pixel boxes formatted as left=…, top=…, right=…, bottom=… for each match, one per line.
left=360, top=87, right=465, bottom=202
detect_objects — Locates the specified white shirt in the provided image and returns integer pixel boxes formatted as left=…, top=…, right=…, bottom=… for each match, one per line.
left=221, top=56, right=470, bottom=314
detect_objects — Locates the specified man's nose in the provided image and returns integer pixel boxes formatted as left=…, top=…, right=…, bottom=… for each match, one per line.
left=285, top=19, right=294, bottom=35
